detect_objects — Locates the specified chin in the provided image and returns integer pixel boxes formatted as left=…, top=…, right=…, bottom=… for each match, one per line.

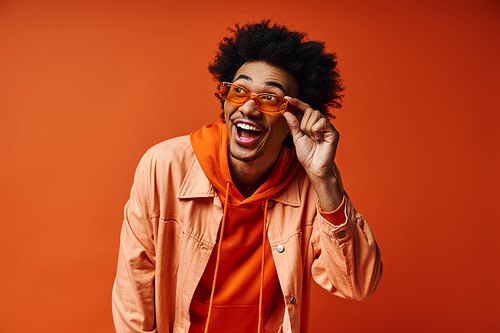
left=228, top=145, right=261, bottom=163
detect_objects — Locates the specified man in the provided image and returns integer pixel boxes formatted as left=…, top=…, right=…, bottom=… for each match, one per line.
left=112, top=21, right=382, bottom=333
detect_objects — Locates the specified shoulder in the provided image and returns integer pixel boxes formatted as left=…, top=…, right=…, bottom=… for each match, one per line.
left=132, top=135, right=204, bottom=205
left=146, top=135, right=193, bottom=157
left=139, top=135, right=195, bottom=168
left=132, top=135, right=199, bottom=188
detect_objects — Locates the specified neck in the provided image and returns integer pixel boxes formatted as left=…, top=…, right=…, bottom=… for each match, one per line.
left=229, top=156, right=276, bottom=198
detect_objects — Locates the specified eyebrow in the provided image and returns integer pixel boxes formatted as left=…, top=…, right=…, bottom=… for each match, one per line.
left=233, top=74, right=287, bottom=95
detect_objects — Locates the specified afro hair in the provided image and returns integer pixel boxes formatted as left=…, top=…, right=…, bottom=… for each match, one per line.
left=209, top=20, right=344, bottom=119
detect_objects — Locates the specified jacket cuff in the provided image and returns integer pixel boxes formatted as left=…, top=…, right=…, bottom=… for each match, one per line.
left=317, top=196, right=346, bottom=226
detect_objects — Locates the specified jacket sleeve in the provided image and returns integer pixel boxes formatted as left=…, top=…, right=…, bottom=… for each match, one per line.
left=112, top=156, right=157, bottom=332
left=310, top=167, right=383, bottom=301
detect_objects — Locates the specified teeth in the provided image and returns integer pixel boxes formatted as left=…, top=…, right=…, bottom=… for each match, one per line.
left=236, top=123, right=260, bottom=132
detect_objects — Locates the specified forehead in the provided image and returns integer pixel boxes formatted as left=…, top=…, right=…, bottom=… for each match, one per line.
left=233, top=61, right=297, bottom=95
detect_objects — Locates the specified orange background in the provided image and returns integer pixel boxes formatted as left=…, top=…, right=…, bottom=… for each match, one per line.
left=1, top=0, right=499, bottom=332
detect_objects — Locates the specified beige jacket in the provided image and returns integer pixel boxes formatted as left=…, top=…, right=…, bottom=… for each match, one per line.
left=112, top=135, right=383, bottom=333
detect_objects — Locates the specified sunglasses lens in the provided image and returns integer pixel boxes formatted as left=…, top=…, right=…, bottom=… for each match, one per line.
left=256, top=95, right=282, bottom=112
left=220, top=84, right=248, bottom=104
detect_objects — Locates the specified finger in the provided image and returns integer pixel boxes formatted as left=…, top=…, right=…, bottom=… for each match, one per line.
left=311, top=117, right=329, bottom=140
left=299, top=107, right=316, bottom=136
left=282, top=111, right=303, bottom=138
left=286, top=97, right=320, bottom=136
left=302, top=110, right=325, bottom=140
left=286, top=97, right=332, bottom=140
left=285, top=96, right=311, bottom=114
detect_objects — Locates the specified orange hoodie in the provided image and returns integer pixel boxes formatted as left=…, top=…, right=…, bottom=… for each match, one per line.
left=189, top=120, right=299, bottom=333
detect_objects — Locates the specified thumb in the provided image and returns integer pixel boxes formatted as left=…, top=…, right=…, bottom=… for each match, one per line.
left=283, top=111, right=302, bottom=138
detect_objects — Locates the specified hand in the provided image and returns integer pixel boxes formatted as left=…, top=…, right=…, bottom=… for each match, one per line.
left=283, top=97, right=339, bottom=180
left=283, top=97, right=343, bottom=211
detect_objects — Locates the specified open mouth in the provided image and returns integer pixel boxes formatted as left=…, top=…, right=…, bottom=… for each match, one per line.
left=233, top=122, right=265, bottom=146
left=236, top=123, right=262, bottom=139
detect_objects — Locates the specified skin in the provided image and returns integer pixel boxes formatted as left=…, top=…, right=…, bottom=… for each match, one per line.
left=225, top=61, right=343, bottom=210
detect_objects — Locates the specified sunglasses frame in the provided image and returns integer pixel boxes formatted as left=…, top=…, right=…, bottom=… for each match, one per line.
left=218, top=82, right=291, bottom=114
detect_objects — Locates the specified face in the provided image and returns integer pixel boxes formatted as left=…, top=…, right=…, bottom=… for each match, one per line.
left=224, top=61, right=298, bottom=166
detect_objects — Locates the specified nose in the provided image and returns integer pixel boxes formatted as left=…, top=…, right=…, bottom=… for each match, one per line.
left=238, top=98, right=261, bottom=117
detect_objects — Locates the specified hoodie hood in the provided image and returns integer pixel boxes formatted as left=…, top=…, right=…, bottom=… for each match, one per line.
left=190, top=120, right=299, bottom=206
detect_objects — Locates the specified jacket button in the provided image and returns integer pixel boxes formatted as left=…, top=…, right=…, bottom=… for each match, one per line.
left=290, top=298, right=297, bottom=304
left=263, top=201, right=275, bottom=209
left=337, top=231, right=347, bottom=239
left=277, top=245, right=284, bottom=253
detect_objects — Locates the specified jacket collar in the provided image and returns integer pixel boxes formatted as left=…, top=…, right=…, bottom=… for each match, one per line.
left=177, top=155, right=301, bottom=207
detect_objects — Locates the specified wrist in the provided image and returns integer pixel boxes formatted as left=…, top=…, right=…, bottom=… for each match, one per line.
left=309, top=173, right=343, bottom=212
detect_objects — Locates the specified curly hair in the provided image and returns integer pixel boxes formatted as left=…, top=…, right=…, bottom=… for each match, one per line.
left=209, top=20, right=344, bottom=119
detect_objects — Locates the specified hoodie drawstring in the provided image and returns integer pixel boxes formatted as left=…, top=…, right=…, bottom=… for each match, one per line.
left=204, top=180, right=231, bottom=333
left=257, top=198, right=269, bottom=333
left=204, top=182, right=270, bottom=333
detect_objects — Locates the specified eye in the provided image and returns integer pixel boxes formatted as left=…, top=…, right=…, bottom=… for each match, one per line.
left=231, top=86, right=247, bottom=96
left=260, top=95, right=281, bottom=105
